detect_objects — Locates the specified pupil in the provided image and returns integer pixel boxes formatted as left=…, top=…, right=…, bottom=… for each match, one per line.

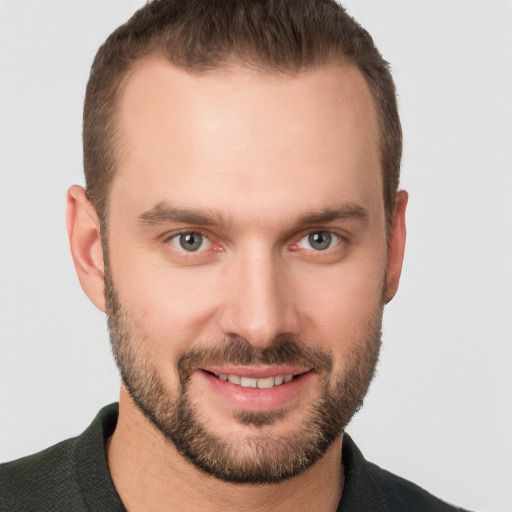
left=309, top=231, right=331, bottom=250
left=180, top=232, right=202, bottom=251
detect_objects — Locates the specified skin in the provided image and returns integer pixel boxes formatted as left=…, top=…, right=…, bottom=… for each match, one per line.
left=66, top=59, right=407, bottom=511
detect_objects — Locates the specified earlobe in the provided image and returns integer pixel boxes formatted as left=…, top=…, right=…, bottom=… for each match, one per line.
left=66, top=185, right=106, bottom=312
left=384, top=189, right=408, bottom=304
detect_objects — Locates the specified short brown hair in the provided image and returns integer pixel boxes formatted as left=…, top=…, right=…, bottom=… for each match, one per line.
left=83, top=0, right=402, bottom=227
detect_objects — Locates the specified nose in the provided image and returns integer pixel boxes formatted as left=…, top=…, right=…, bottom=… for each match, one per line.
left=217, top=246, right=300, bottom=349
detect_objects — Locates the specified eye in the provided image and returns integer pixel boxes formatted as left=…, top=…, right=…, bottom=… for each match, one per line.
left=168, top=232, right=210, bottom=252
left=297, top=231, right=341, bottom=251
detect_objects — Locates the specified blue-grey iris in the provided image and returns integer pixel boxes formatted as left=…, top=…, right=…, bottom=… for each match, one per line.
left=179, top=232, right=203, bottom=251
left=308, top=232, right=331, bottom=250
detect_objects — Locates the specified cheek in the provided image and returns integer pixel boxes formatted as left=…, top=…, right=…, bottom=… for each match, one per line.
left=112, top=256, right=225, bottom=350
left=112, top=267, right=224, bottom=393
left=294, top=259, right=385, bottom=366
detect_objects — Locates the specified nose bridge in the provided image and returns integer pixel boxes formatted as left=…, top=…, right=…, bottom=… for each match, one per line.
left=219, top=243, right=298, bottom=348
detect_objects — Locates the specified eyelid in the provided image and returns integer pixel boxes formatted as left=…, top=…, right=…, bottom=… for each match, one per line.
left=165, top=230, right=214, bottom=253
left=162, top=228, right=346, bottom=254
left=292, top=230, right=344, bottom=251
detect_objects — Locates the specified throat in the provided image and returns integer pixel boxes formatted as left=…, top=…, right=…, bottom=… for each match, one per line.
left=109, top=392, right=345, bottom=512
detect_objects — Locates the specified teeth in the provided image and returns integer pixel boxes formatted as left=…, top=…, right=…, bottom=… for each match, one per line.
left=256, top=377, right=275, bottom=389
left=227, top=375, right=241, bottom=385
left=240, top=377, right=258, bottom=388
left=219, top=374, right=294, bottom=388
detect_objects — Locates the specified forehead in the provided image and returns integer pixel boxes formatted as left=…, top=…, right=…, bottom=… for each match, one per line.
left=112, top=58, right=382, bottom=224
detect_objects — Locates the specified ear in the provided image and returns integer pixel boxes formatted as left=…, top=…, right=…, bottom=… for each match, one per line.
left=66, top=185, right=106, bottom=312
left=384, top=189, right=408, bottom=303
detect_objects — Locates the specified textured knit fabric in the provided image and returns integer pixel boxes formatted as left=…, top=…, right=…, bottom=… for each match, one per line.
left=337, top=436, right=468, bottom=511
left=1, top=403, right=469, bottom=511
left=1, top=404, right=124, bottom=512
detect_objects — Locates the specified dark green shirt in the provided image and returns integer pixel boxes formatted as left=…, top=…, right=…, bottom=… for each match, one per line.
left=0, top=403, right=469, bottom=511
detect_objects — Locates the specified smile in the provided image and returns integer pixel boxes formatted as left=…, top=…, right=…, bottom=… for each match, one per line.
left=199, top=367, right=314, bottom=411
left=214, top=373, right=294, bottom=388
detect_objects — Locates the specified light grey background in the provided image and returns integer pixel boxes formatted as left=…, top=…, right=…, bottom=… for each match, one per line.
left=1, top=1, right=511, bottom=511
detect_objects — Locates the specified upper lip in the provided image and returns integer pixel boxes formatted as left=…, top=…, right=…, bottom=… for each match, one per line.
left=199, top=365, right=312, bottom=379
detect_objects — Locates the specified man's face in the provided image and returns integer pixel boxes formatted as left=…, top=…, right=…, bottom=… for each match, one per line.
left=105, top=60, right=389, bottom=482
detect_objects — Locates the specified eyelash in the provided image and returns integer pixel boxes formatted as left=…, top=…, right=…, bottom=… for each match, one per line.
left=167, top=231, right=215, bottom=253
left=165, top=229, right=344, bottom=255
left=293, top=231, right=342, bottom=252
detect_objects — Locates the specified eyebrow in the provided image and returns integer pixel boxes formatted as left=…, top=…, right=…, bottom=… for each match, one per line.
left=138, top=201, right=368, bottom=229
left=138, top=203, right=225, bottom=227
left=291, top=203, right=369, bottom=229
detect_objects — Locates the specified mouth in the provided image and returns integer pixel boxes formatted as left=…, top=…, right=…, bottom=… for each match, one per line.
left=213, top=373, right=295, bottom=388
left=198, top=367, right=314, bottom=411
left=203, top=370, right=310, bottom=389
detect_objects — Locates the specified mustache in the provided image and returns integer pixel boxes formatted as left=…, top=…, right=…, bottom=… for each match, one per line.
left=176, top=334, right=333, bottom=382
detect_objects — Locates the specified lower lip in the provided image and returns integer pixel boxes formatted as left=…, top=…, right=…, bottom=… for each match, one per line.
left=199, top=370, right=313, bottom=411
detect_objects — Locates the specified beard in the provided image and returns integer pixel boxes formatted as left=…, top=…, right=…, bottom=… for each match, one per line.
left=104, top=263, right=383, bottom=484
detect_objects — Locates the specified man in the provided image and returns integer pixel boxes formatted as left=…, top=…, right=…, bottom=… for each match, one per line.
left=0, top=0, right=473, bottom=510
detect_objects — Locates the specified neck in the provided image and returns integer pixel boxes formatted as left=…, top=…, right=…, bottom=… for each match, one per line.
left=107, top=389, right=344, bottom=512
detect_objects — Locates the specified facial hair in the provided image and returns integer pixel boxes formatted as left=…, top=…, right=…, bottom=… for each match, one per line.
left=104, top=262, right=383, bottom=484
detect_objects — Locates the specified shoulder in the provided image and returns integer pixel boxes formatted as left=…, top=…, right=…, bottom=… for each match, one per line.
left=0, top=403, right=121, bottom=512
left=340, top=434, right=471, bottom=512
left=364, top=460, right=468, bottom=511
left=0, top=437, right=87, bottom=511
